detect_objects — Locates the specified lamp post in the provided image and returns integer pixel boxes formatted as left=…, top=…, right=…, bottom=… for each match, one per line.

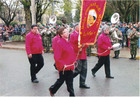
left=31, top=0, right=36, bottom=25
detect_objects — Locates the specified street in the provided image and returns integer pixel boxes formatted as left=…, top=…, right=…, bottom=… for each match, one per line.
left=0, top=48, right=139, bottom=96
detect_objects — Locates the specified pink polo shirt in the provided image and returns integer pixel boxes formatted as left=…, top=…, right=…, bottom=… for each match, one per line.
left=54, top=38, right=76, bottom=71
left=25, top=31, right=44, bottom=55
left=97, top=33, right=112, bottom=56
left=52, top=35, right=60, bottom=51
left=70, top=30, right=88, bottom=60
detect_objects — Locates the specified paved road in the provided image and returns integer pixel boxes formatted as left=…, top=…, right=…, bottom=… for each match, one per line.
left=0, top=49, right=139, bottom=96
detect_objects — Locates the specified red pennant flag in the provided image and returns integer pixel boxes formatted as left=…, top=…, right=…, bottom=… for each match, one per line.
left=79, top=0, right=106, bottom=46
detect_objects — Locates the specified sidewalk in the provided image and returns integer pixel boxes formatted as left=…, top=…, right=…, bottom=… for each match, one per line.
left=0, top=41, right=140, bottom=59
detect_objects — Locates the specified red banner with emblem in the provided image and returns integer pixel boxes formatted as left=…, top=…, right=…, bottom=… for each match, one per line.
left=79, top=0, right=106, bottom=46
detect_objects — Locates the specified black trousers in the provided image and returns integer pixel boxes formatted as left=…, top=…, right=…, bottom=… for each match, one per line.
left=49, top=71, right=75, bottom=96
left=28, top=54, right=44, bottom=81
left=73, top=59, right=87, bottom=85
left=91, top=55, right=111, bottom=77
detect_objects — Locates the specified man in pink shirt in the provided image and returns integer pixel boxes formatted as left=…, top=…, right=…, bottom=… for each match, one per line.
left=91, top=25, right=114, bottom=79
left=70, top=24, right=90, bottom=89
left=25, top=25, right=44, bottom=83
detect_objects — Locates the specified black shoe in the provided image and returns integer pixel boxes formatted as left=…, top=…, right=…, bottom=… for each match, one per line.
left=133, top=58, right=136, bottom=60
left=32, top=79, right=39, bottom=83
left=115, top=56, right=119, bottom=59
left=113, top=56, right=116, bottom=58
left=91, top=69, right=96, bottom=77
left=80, top=84, right=90, bottom=89
left=49, top=88, right=54, bottom=96
left=106, top=76, right=114, bottom=79
left=129, top=57, right=133, bottom=59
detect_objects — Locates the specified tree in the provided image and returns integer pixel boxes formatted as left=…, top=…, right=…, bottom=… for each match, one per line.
left=0, top=0, right=19, bottom=27
left=31, top=0, right=36, bottom=24
left=20, top=0, right=32, bottom=33
left=61, top=0, right=73, bottom=24
left=20, top=0, right=54, bottom=33
left=102, top=3, right=114, bottom=22
left=130, top=0, right=139, bottom=23
left=74, top=0, right=81, bottom=23
left=107, top=0, right=138, bottom=23
left=36, top=0, right=52, bottom=23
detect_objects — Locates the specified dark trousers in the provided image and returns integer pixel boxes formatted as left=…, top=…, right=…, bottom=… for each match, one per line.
left=73, top=59, right=87, bottom=85
left=91, top=55, right=111, bottom=77
left=114, top=50, right=120, bottom=57
left=130, top=44, right=137, bottom=58
left=28, top=54, right=44, bottom=81
left=50, top=71, right=75, bottom=96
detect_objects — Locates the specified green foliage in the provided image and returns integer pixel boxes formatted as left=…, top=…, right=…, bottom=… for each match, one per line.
left=73, top=0, right=139, bottom=23
left=74, top=0, right=81, bottom=22
left=57, top=15, right=67, bottom=24
left=20, top=0, right=31, bottom=8
left=12, top=35, right=25, bottom=42
left=61, top=0, right=73, bottom=24
left=10, top=21, right=19, bottom=27
left=106, top=0, right=138, bottom=23
left=103, top=5, right=114, bottom=22
left=56, top=20, right=62, bottom=25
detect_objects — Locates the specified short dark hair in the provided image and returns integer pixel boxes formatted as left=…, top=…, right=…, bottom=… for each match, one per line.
left=31, top=24, right=38, bottom=29
left=56, top=27, right=65, bottom=37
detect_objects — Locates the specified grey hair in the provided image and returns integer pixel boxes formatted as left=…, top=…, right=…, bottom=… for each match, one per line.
left=102, top=25, right=109, bottom=31
left=74, top=23, right=80, bottom=29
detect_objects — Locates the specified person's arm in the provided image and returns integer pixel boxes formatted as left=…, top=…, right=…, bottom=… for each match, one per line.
left=25, top=34, right=32, bottom=58
left=54, top=41, right=65, bottom=71
left=97, top=36, right=109, bottom=50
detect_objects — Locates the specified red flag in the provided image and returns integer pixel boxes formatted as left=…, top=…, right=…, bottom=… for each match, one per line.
left=79, top=0, right=106, bottom=46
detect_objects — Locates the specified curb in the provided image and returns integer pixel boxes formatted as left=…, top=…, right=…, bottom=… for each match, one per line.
left=0, top=46, right=139, bottom=60
left=0, top=46, right=25, bottom=50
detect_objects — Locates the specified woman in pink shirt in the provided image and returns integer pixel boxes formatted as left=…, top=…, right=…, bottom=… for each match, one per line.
left=49, top=27, right=76, bottom=96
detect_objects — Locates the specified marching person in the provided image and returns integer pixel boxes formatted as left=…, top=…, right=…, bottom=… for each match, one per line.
left=111, top=26, right=122, bottom=59
left=52, top=27, right=61, bottom=70
left=70, top=24, right=90, bottom=89
left=128, top=26, right=140, bottom=60
left=25, top=25, right=44, bottom=83
left=49, top=27, right=76, bottom=96
left=91, top=25, right=114, bottom=79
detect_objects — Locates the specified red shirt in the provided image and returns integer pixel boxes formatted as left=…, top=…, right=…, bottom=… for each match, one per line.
left=97, top=33, right=112, bottom=56
left=70, top=30, right=88, bottom=60
left=54, top=38, right=76, bottom=71
left=25, top=31, right=44, bottom=55
left=52, top=35, right=60, bottom=51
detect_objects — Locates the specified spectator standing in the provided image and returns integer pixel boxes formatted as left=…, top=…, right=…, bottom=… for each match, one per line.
left=21, top=25, right=26, bottom=36
left=128, top=26, right=140, bottom=60
left=111, top=26, right=122, bottom=59
left=126, top=24, right=133, bottom=47
left=119, top=23, right=125, bottom=48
